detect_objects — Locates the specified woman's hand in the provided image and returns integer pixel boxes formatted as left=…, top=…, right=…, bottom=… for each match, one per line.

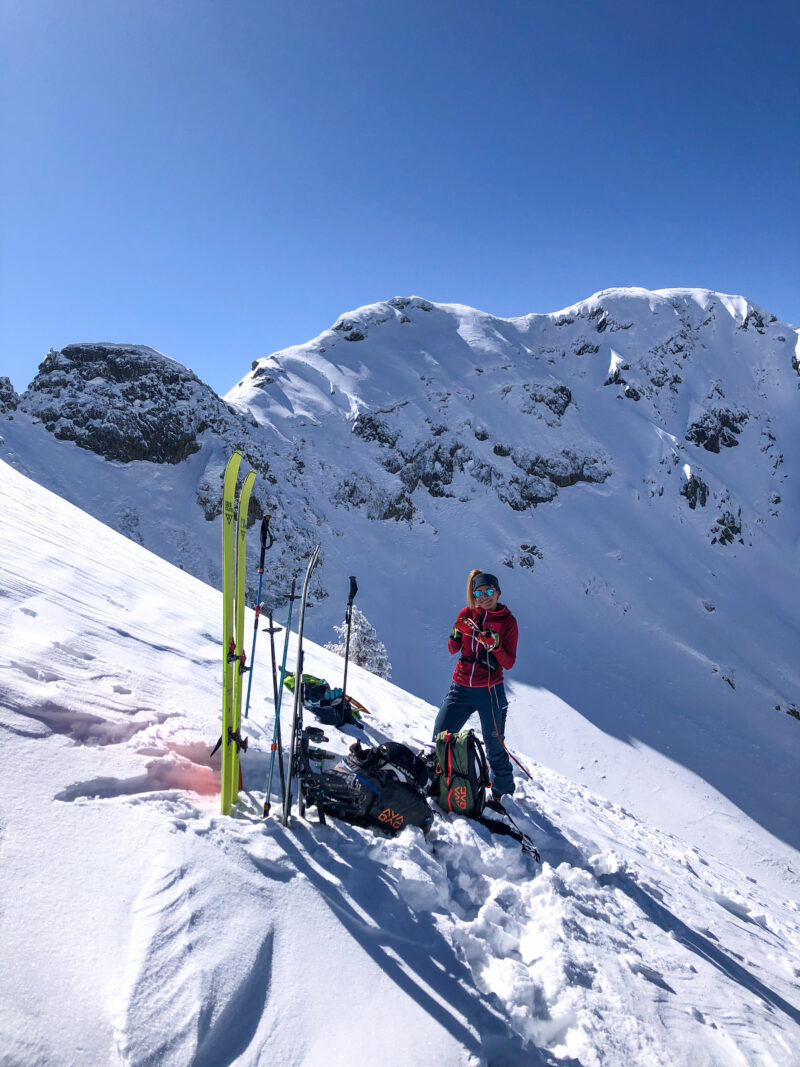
left=477, top=628, right=500, bottom=650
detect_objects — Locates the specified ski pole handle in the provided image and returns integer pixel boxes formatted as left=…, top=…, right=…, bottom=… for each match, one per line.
left=346, top=575, right=358, bottom=623
left=342, top=575, right=358, bottom=699
left=258, top=515, right=274, bottom=570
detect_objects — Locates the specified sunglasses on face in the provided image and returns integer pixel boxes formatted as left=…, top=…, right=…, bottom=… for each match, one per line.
left=473, top=587, right=497, bottom=598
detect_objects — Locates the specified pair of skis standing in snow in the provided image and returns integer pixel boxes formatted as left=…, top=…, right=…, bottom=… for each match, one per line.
left=220, top=453, right=537, bottom=857
left=219, top=451, right=358, bottom=823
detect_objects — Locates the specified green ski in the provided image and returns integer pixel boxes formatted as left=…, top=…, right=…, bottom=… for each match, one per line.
left=227, top=467, right=257, bottom=813
left=221, top=451, right=242, bottom=815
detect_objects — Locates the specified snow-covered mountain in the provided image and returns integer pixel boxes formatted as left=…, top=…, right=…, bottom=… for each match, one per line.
left=1, top=288, right=799, bottom=879
left=1, top=459, right=799, bottom=1066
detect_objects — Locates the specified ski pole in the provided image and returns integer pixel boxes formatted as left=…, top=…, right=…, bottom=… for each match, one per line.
left=283, top=545, right=321, bottom=826
left=341, top=575, right=358, bottom=700
left=264, top=609, right=281, bottom=713
left=244, top=516, right=274, bottom=720
left=263, top=576, right=296, bottom=817
left=263, top=608, right=286, bottom=799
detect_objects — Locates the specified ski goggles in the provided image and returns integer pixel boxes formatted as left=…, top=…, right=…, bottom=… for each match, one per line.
left=473, top=587, right=497, bottom=598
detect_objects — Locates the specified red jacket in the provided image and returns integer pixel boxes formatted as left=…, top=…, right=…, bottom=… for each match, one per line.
left=448, top=603, right=518, bottom=688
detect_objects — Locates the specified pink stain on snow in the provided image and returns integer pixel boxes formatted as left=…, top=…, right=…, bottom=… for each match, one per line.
left=145, top=747, right=221, bottom=797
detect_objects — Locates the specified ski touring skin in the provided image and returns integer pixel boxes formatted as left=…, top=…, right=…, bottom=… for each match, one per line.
left=282, top=544, right=321, bottom=827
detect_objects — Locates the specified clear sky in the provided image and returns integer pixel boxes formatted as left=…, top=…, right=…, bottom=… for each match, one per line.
left=2, top=0, right=798, bottom=395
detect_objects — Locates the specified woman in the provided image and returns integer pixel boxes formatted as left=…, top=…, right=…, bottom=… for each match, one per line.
left=432, top=569, right=519, bottom=799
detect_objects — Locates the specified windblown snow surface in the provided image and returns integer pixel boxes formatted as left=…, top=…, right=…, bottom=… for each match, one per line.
left=1, top=460, right=799, bottom=1066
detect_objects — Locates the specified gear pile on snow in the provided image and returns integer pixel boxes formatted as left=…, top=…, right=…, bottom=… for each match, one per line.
left=299, top=731, right=434, bottom=835
left=283, top=672, right=365, bottom=729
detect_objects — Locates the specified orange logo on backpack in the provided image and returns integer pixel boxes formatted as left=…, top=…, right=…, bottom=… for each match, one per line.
left=453, top=786, right=468, bottom=810
left=378, top=808, right=405, bottom=829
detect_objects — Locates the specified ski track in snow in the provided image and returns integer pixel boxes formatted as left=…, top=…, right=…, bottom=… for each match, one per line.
left=1, top=459, right=800, bottom=1067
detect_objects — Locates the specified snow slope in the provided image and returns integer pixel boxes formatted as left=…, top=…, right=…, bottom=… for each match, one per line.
left=1, top=460, right=799, bottom=1066
left=2, top=288, right=798, bottom=892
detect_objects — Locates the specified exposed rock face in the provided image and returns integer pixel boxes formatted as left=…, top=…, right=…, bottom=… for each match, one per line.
left=349, top=404, right=609, bottom=517
left=21, top=344, right=243, bottom=464
left=681, top=473, right=709, bottom=510
left=711, top=508, right=744, bottom=546
left=686, top=408, right=748, bottom=453
left=0, top=377, right=19, bottom=415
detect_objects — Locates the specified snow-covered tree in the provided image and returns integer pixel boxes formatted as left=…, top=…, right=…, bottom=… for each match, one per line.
left=325, top=605, right=392, bottom=680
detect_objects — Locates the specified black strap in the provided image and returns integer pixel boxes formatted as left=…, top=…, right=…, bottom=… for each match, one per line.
left=477, top=813, right=540, bottom=861
left=227, top=727, right=248, bottom=754
left=459, top=649, right=500, bottom=673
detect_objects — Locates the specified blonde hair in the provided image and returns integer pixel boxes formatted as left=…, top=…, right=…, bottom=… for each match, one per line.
left=466, top=568, right=483, bottom=608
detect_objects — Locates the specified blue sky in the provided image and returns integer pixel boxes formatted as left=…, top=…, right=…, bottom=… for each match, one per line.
left=2, top=0, right=798, bottom=394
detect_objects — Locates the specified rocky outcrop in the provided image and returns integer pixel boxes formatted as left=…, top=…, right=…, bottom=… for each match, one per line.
left=349, top=406, right=611, bottom=519
left=681, top=473, right=709, bottom=509
left=21, top=344, right=244, bottom=464
left=686, top=408, right=748, bottom=454
left=0, top=377, right=19, bottom=415
left=519, top=382, right=573, bottom=421
left=711, top=507, right=744, bottom=546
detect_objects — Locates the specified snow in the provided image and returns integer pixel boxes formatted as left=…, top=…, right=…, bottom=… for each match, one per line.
left=1, top=457, right=799, bottom=1066
left=608, top=350, right=625, bottom=377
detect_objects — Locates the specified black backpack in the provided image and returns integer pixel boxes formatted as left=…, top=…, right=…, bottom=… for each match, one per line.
left=300, top=731, right=433, bottom=836
left=348, top=740, right=432, bottom=792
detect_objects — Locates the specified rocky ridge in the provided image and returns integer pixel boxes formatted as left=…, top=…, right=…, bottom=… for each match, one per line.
left=228, top=288, right=796, bottom=555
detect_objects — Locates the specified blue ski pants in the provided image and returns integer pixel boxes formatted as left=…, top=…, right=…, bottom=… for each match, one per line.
left=432, top=682, right=515, bottom=796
